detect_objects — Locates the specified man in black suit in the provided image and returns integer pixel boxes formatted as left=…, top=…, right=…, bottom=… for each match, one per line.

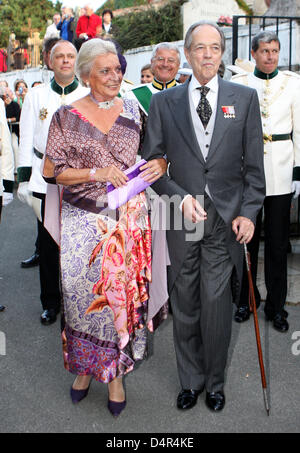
left=142, top=21, right=265, bottom=412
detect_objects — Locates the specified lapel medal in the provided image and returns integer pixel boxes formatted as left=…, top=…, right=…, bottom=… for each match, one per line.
left=222, top=106, right=235, bottom=119
left=39, top=107, right=48, bottom=120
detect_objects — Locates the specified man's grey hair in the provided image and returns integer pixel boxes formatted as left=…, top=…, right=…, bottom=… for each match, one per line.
left=151, top=42, right=181, bottom=63
left=251, top=31, right=280, bottom=52
left=49, top=40, right=77, bottom=62
left=184, top=21, right=226, bottom=53
left=76, top=38, right=117, bottom=82
left=84, top=3, right=94, bottom=11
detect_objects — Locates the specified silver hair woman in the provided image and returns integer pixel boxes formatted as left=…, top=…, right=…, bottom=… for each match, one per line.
left=43, top=39, right=167, bottom=417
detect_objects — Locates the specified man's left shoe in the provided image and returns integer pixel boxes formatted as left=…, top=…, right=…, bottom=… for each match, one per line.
left=265, top=310, right=289, bottom=332
left=272, top=314, right=289, bottom=333
left=40, top=309, right=58, bottom=325
left=0, top=305, right=6, bottom=312
left=205, top=391, right=225, bottom=412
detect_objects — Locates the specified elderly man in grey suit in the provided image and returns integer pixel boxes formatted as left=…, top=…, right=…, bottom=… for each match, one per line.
left=142, top=22, right=265, bottom=412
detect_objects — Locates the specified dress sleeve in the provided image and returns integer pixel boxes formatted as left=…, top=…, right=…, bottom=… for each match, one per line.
left=45, top=108, right=71, bottom=178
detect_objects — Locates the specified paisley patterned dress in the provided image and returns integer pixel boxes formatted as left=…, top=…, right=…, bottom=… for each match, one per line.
left=45, top=99, right=154, bottom=383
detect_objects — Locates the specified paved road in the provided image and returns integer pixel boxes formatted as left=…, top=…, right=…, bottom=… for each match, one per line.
left=0, top=198, right=299, bottom=433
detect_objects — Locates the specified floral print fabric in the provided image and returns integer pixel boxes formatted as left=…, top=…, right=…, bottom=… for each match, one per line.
left=61, top=194, right=151, bottom=383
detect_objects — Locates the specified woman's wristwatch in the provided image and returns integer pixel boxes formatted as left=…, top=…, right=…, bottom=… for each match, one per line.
left=89, top=168, right=97, bottom=182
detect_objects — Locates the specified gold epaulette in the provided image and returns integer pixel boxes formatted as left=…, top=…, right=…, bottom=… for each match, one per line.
left=232, top=73, right=248, bottom=81
left=282, top=70, right=300, bottom=79
left=123, top=78, right=134, bottom=85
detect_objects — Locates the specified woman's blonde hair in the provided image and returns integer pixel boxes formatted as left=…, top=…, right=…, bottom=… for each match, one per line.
left=76, top=39, right=117, bottom=84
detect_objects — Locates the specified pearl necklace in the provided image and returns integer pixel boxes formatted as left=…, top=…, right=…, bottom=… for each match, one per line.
left=89, top=92, right=115, bottom=109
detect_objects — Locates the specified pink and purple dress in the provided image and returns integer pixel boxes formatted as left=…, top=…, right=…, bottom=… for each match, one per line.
left=45, top=98, right=164, bottom=383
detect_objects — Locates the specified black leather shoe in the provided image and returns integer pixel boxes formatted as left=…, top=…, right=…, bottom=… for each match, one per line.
left=272, top=314, right=289, bottom=333
left=265, top=309, right=289, bottom=321
left=177, top=388, right=203, bottom=410
left=234, top=306, right=250, bottom=323
left=0, top=305, right=6, bottom=312
left=21, top=252, right=40, bottom=268
left=205, top=391, right=225, bottom=412
left=40, top=309, right=58, bottom=325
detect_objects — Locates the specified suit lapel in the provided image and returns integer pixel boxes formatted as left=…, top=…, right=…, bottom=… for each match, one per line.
left=207, top=78, right=236, bottom=161
left=166, top=82, right=206, bottom=165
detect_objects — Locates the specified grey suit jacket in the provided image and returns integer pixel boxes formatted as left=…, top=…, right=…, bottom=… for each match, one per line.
left=142, top=76, right=266, bottom=295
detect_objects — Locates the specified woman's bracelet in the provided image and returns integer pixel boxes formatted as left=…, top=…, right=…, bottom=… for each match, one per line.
left=89, top=168, right=97, bottom=182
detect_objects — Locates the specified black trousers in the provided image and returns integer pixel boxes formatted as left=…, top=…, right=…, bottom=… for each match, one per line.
left=239, top=193, right=292, bottom=317
left=0, top=196, right=2, bottom=222
left=34, top=193, right=61, bottom=312
left=170, top=195, right=234, bottom=393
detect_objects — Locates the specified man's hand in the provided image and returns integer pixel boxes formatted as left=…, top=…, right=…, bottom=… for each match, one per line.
left=140, top=158, right=167, bottom=183
left=17, top=182, right=32, bottom=207
left=232, top=216, right=254, bottom=244
left=182, top=195, right=207, bottom=223
left=292, top=181, right=300, bottom=199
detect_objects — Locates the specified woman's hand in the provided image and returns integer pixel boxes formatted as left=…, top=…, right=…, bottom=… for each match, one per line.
left=96, top=165, right=128, bottom=188
left=140, top=158, right=167, bottom=183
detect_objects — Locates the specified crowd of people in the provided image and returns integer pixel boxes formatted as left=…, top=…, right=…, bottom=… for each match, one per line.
left=0, top=17, right=300, bottom=419
left=44, top=3, right=119, bottom=51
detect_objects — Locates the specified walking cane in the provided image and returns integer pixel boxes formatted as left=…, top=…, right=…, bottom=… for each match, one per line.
left=243, top=242, right=270, bottom=416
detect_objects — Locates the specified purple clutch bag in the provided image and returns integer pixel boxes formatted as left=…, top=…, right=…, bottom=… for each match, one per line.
left=107, top=159, right=151, bottom=210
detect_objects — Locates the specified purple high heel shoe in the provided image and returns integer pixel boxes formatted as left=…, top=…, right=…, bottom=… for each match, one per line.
left=107, top=399, right=126, bottom=417
left=70, top=379, right=92, bottom=404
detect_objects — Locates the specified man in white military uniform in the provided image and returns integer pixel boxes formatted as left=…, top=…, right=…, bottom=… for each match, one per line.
left=17, top=40, right=88, bottom=325
left=0, top=97, right=14, bottom=312
left=0, top=97, right=14, bottom=210
left=232, top=31, right=300, bottom=332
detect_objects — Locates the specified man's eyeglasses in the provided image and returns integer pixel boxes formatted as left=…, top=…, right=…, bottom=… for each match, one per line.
left=154, top=57, right=178, bottom=65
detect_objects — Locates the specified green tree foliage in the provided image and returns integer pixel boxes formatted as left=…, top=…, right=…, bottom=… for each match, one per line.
left=96, top=0, right=147, bottom=12
left=106, top=1, right=183, bottom=51
left=234, top=0, right=253, bottom=15
left=0, top=0, right=62, bottom=48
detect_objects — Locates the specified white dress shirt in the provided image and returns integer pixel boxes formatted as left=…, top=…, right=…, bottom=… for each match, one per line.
left=180, top=74, right=219, bottom=208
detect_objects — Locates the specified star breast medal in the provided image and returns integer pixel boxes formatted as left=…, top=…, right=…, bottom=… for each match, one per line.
left=222, top=106, right=235, bottom=118
left=39, top=107, right=48, bottom=120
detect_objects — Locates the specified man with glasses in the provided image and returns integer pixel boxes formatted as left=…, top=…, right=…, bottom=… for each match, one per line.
left=126, top=42, right=181, bottom=148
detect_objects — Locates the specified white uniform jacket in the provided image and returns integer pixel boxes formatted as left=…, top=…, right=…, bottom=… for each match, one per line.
left=0, top=98, right=14, bottom=198
left=18, top=80, right=89, bottom=194
left=232, top=70, right=300, bottom=196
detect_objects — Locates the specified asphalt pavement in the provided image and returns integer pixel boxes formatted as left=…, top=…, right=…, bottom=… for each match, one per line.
left=0, top=197, right=299, bottom=433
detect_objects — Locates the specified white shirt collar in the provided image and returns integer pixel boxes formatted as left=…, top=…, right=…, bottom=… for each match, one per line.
left=189, top=73, right=219, bottom=94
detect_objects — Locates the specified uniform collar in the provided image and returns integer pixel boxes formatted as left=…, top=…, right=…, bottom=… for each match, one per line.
left=254, top=67, right=279, bottom=80
left=152, top=78, right=177, bottom=91
left=51, top=77, right=79, bottom=95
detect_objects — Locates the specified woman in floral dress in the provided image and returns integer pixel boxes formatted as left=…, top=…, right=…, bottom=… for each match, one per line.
left=43, top=39, right=167, bottom=416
